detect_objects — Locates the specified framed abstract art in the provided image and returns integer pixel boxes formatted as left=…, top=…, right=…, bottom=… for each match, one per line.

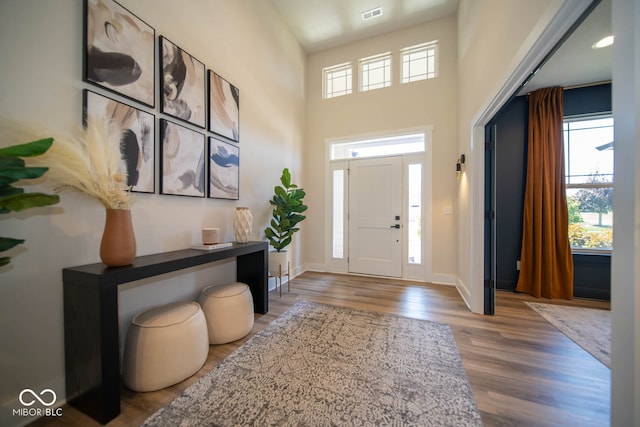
left=83, top=89, right=155, bottom=193
left=84, top=0, right=155, bottom=107
left=160, top=119, right=206, bottom=198
left=208, top=70, right=240, bottom=142
left=208, top=137, right=239, bottom=200
left=160, top=37, right=206, bottom=128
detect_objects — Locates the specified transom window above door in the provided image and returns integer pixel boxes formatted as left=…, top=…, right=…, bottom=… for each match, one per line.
left=330, top=132, right=425, bottom=160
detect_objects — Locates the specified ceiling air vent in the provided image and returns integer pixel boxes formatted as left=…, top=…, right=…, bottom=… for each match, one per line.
left=362, top=7, right=382, bottom=21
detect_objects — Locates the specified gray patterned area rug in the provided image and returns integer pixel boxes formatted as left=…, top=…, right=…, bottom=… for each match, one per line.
left=142, top=300, right=482, bottom=426
left=525, top=302, right=611, bottom=368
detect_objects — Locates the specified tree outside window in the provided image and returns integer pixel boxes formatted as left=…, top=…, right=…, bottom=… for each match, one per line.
left=564, top=117, right=614, bottom=251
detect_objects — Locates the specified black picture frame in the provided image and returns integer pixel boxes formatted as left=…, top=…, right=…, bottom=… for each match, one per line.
left=83, top=89, right=155, bottom=194
left=160, top=119, right=205, bottom=197
left=84, top=0, right=155, bottom=108
left=160, top=37, right=206, bottom=128
left=208, top=137, right=239, bottom=200
left=208, top=70, right=240, bottom=142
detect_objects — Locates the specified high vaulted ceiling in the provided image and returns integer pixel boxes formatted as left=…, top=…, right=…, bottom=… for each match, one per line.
left=270, top=0, right=459, bottom=53
left=270, top=0, right=611, bottom=94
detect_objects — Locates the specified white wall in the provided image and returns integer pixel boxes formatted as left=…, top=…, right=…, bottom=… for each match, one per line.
left=304, top=17, right=458, bottom=283
left=0, top=1, right=304, bottom=425
left=457, top=0, right=569, bottom=312
left=611, top=0, right=640, bottom=424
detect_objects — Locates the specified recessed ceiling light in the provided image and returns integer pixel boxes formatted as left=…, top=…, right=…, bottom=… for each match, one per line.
left=593, top=35, right=614, bottom=49
left=362, top=7, right=382, bottom=21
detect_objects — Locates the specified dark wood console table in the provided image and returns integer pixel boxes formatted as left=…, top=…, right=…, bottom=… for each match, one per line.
left=63, top=241, right=268, bottom=424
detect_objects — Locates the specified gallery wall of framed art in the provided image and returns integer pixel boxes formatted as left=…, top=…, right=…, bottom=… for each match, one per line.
left=82, top=0, right=242, bottom=200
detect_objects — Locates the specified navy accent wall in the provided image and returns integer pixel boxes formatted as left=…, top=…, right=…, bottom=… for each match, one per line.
left=493, top=96, right=528, bottom=291
left=565, top=83, right=612, bottom=116
left=488, top=83, right=611, bottom=300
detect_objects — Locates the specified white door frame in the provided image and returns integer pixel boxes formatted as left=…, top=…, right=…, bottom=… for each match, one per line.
left=324, top=125, right=433, bottom=281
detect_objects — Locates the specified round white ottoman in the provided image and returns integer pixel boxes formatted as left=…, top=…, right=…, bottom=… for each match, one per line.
left=199, top=282, right=254, bottom=344
left=123, top=301, right=209, bottom=392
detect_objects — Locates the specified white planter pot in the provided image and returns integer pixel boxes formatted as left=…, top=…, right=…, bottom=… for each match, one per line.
left=268, top=250, right=289, bottom=276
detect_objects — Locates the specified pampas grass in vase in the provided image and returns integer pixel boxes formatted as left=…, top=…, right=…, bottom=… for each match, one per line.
left=28, top=115, right=136, bottom=266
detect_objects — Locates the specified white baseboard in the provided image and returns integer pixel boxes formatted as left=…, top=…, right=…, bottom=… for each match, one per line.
left=454, top=276, right=472, bottom=310
left=304, top=263, right=326, bottom=272
left=430, top=273, right=456, bottom=286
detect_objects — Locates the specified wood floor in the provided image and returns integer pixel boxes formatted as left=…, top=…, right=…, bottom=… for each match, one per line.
left=32, top=272, right=611, bottom=427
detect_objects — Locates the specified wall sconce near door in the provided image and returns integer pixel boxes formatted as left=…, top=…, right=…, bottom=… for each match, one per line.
left=456, top=154, right=466, bottom=180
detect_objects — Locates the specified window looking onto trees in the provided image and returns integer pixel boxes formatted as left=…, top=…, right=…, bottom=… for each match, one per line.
left=564, top=116, right=614, bottom=251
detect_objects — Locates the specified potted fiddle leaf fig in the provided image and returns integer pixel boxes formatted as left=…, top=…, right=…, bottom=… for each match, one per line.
left=264, top=168, right=307, bottom=275
left=0, top=138, right=60, bottom=267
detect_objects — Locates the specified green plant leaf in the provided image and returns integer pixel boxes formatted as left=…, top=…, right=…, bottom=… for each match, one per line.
left=274, top=186, right=287, bottom=198
left=0, top=166, right=50, bottom=187
left=280, top=168, right=291, bottom=188
left=0, top=157, right=25, bottom=168
left=0, top=256, right=10, bottom=267
left=0, top=237, right=25, bottom=252
left=0, top=185, right=24, bottom=198
left=0, top=193, right=59, bottom=212
left=0, top=138, right=53, bottom=157
left=291, top=188, right=305, bottom=198
left=280, top=236, right=292, bottom=248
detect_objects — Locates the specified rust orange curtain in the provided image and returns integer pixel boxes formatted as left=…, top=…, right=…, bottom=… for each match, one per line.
left=516, top=87, right=574, bottom=299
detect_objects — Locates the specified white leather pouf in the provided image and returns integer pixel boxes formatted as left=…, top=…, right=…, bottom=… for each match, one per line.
left=123, top=301, right=209, bottom=392
left=199, top=282, right=254, bottom=344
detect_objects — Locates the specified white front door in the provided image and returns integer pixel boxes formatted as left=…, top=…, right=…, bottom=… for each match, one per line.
left=348, top=156, right=403, bottom=277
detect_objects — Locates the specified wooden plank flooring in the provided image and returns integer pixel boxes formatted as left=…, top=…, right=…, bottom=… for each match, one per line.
left=32, top=272, right=611, bottom=427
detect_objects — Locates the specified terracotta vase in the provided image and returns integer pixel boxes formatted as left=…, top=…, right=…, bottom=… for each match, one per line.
left=233, top=207, right=252, bottom=243
left=100, top=208, right=136, bottom=267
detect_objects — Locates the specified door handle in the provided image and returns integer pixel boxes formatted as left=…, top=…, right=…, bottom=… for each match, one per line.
left=390, top=224, right=400, bottom=229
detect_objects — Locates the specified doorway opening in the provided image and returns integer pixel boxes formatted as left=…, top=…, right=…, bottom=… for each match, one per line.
left=325, top=127, right=433, bottom=281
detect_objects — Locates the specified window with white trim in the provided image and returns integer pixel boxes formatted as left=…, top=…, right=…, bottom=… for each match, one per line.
left=564, top=115, right=614, bottom=251
left=401, top=41, right=437, bottom=83
left=408, top=163, right=422, bottom=264
left=332, top=169, right=345, bottom=259
left=323, top=63, right=352, bottom=99
left=359, top=53, right=391, bottom=92
left=330, top=133, right=425, bottom=160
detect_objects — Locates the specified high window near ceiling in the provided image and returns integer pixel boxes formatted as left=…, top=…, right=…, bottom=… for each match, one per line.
left=322, top=40, right=438, bottom=100
left=400, top=41, right=437, bottom=83
left=564, top=115, right=614, bottom=251
left=359, top=53, right=391, bottom=92
left=323, top=62, right=352, bottom=99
